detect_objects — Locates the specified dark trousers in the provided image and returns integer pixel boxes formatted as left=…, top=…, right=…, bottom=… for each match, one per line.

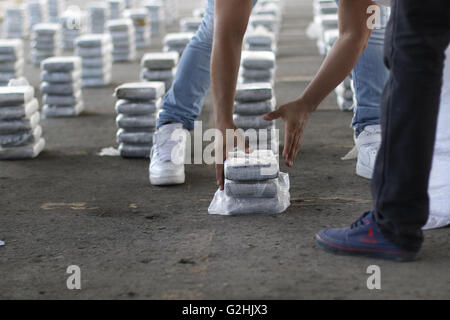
left=372, top=0, right=450, bottom=252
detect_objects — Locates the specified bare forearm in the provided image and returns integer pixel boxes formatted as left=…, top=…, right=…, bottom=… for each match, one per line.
left=211, top=33, right=243, bottom=126
left=300, top=35, right=368, bottom=110
left=297, top=0, right=375, bottom=112
left=211, top=0, right=253, bottom=128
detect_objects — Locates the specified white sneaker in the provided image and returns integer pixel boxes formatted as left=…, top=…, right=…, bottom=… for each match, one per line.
left=356, top=125, right=381, bottom=179
left=149, top=123, right=188, bottom=185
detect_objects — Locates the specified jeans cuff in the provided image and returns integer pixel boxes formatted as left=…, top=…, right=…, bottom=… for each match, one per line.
left=157, top=113, right=194, bottom=131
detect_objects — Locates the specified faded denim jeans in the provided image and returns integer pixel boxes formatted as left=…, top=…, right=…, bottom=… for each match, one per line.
left=157, top=0, right=258, bottom=130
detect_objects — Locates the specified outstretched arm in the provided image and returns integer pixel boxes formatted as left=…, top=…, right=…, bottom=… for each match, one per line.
left=211, top=0, right=253, bottom=190
left=264, top=0, right=376, bottom=166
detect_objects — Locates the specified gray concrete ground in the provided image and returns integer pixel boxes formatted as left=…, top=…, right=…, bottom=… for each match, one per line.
left=1, top=0, right=449, bottom=300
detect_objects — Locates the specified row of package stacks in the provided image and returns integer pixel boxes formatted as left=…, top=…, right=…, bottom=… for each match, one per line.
left=307, top=0, right=355, bottom=111
left=114, top=82, right=165, bottom=158
left=40, top=57, right=84, bottom=117
left=0, top=79, right=45, bottom=160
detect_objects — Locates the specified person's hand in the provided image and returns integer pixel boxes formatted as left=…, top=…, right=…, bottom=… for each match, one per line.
left=215, top=121, right=249, bottom=190
left=263, top=99, right=313, bottom=167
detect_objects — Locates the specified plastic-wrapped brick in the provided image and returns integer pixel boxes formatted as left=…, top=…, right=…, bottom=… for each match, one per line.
left=114, top=82, right=165, bottom=100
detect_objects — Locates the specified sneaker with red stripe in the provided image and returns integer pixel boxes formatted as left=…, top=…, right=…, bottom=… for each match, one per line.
left=315, top=211, right=418, bottom=261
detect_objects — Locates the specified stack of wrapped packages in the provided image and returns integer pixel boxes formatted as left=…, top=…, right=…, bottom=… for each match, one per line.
left=307, top=0, right=355, bottom=111
left=143, top=1, right=165, bottom=37
left=124, top=0, right=136, bottom=9
left=250, top=0, right=284, bottom=40
left=108, top=0, right=124, bottom=20
left=314, top=0, right=338, bottom=15
left=31, top=23, right=61, bottom=66
left=208, top=150, right=290, bottom=215
left=124, top=8, right=151, bottom=49
left=249, top=14, right=280, bottom=38
left=75, top=34, right=113, bottom=87
left=239, top=50, right=276, bottom=85
left=140, top=52, right=178, bottom=92
left=87, top=3, right=109, bottom=34
left=60, top=6, right=86, bottom=51
left=311, top=0, right=338, bottom=56
left=0, top=40, right=25, bottom=87
left=335, top=75, right=354, bottom=112
left=27, top=0, right=47, bottom=29
left=47, top=0, right=65, bottom=23
left=163, top=33, right=194, bottom=56
left=41, top=56, right=84, bottom=117
left=3, top=6, right=28, bottom=39
left=244, top=26, right=276, bottom=53
left=107, top=19, right=136, bottom=62
left=179, top=17, right=202, bottom=33
left=233, top=83, right=278, bottom=154
left=114, top=82, right=165, bottom=158
left=0, top=79, right=45, bottom=160
left=246, top=0, right=281, bottom=56
left=254, top=0, right=282, bottom=20
left=161, top=0, right=177, bottom=25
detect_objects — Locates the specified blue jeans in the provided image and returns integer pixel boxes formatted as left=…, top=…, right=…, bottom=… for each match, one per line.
left=157, top=0, right=257, bottom=130
left=351, top=6, right=390, bottom=136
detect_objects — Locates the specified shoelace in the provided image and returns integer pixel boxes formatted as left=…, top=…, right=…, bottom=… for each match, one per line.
left=350, top=211, right=371, bottom=229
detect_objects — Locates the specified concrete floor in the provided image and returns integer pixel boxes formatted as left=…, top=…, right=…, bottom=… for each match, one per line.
left=1, top=0, right=449, bottom=300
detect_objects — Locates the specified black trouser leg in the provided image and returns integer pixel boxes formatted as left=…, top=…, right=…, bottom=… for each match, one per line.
left=372, top=0, right=450, bottom=252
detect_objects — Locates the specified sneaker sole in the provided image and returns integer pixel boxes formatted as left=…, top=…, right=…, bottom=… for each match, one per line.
left=356, top=160, right=373, bottom=180
left=150, top=174, right=185, bottom=186
left=315, top=234, right=418, bottom=262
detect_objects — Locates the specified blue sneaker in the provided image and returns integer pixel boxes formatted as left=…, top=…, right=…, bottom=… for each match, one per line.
left=315, top=211, right=418, bottom=261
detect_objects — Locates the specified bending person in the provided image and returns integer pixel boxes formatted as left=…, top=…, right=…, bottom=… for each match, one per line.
left=149, top=0, right=256, bottom=186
